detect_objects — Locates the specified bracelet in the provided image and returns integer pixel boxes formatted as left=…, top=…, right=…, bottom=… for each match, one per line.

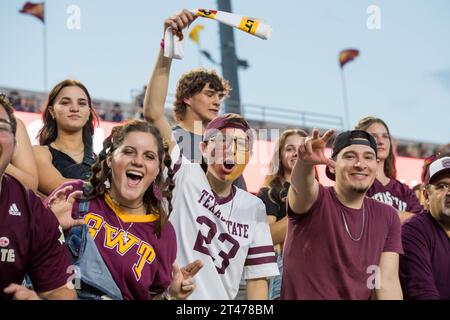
left=161, top=287, right=176, bottom=300
left=160, top=38, right=165, bottom=49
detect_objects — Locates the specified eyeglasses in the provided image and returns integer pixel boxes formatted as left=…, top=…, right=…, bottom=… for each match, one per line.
left=208, top=135, right=249, bottom=152
left=430, top=183, right=450, bottom=193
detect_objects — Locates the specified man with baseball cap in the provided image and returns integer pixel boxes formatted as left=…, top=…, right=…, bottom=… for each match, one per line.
left=281, top=129, right=403, bottom=300
left=400, top=155, right=450, bottom=299
left=146, top=89, right=279, bottom=299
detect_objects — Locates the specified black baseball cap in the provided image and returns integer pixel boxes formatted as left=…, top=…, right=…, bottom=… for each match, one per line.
left=325, top=130, right=378, bottom=181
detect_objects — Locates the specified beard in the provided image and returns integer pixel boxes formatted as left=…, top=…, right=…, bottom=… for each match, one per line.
left=437, top=214, right=450, bottom=229
left=351, top=186, right=369, bottom=194
left=441, top=206, right=450, bottom=217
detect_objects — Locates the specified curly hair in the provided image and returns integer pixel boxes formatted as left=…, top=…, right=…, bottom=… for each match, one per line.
left=263, top=129, right=308, bottom=204
left=173, top=68, right=231, bottom=122
left=0, top=93, right=17, bottom=136
left=89, top=120, right=175, bottom=237
left=355, top=116, right=397, bottom=179
left=38, top=79, right=99, bottom=147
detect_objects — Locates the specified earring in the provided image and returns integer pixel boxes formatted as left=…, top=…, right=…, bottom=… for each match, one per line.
left=152, top=182, right=163, bottom=201
left=104, top=177, right=111, bottom=189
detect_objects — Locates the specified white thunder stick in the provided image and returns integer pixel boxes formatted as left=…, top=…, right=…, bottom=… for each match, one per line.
left=164, top=8, right=272, bottom=59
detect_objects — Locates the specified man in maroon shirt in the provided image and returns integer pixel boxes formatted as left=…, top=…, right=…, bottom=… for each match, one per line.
left=400, top=155, right=450, bottom=299
left=281, top=129, right=403, bottom=300
left=0, top=94, right=76, bottom=300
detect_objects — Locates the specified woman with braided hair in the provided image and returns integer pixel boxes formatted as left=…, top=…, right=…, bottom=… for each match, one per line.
left=46, top=119, right=202, bottom=300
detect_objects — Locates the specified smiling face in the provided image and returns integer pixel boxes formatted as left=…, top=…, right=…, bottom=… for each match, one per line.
left=107, top=131, right=160, bottom=207
left=366, top=122, right=391, bottom=161
left=50, top=86, right=91, bottom=133
left=184, top=83, right=225, bottom=123
left=333, top=144, right=377, bottom=194
left=202, top=128, right=250, bottom=183
left=280, top=134, right=304, bottom=174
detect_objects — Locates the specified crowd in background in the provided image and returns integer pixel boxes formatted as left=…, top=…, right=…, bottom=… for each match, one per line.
left=2, top=88, right=447, bottom=159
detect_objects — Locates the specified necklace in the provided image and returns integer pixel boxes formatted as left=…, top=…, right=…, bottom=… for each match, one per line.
left=226, top=196, right=235, bottom=221
left=108, top=194, right=144, bottom=210
left=340, top=203, right=365, bottom=241
left=113, top=213, right=134, bottom=244
left=212, top=186, right=235, bottom=221
left=223, top=187, right=235, bottom=221
left=52, top=142, right=84, bottom=158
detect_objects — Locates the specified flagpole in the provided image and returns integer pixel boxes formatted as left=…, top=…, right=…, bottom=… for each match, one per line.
left=43, top=1, right=48, bottom=93
left=340, top=68, right=350, bottom=130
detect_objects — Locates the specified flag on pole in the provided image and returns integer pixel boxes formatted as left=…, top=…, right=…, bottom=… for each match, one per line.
left=188, top=24, right=205, bottom=45
left=339, top=49, right=359, bottom=68
left=20, top=2, right=45, bottom=23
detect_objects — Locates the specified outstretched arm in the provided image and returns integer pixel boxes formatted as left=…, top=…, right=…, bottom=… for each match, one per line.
left=288, top=128, right=335, bottom=214
left=6, top=118, right=38, bottom=191
left=143, top=10, right=196, bottom=154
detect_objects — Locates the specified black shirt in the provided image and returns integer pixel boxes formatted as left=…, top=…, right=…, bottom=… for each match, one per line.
left=257, top=182, right=290, bottom=220
left=48, top=145, right=96, bottom=181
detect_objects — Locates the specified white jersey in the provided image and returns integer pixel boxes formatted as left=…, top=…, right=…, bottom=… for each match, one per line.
left=169, top=145, right=279, bottom=300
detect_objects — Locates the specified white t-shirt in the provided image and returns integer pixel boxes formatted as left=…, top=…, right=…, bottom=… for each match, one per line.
left=169, top=145, right=279, bottom=300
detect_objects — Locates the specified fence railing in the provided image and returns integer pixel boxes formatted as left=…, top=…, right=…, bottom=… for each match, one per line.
left=162, top=94, right=344, bottom=130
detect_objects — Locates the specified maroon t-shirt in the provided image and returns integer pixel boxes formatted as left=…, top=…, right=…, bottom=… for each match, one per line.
left=400, top=212, right=450, bottom=300
left=55, top=181, right=177, bottom=300
left=281, top=184, right=403, bottom=300
left=0, top=174, right=72, bottom=300
left=367, top=179, right=423, bottom=214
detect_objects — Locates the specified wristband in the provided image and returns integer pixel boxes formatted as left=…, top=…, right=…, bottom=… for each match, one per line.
left=161, top=287, right=176, bottom=300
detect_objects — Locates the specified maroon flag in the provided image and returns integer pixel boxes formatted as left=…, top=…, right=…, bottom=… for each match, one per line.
left=20, top=2, right=45, bottom=23
left=339, top=49, right=359, bottom=68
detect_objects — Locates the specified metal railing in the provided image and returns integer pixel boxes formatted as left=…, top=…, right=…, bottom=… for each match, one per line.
left=243, top=103, right=344, bottom=130
left=159, top=94, right=344, bottom=131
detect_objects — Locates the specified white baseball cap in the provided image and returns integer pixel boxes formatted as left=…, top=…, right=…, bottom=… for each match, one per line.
left=425, top=156, right=450, bottom=184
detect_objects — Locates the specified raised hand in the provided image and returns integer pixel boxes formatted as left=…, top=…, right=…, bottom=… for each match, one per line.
left=168, top=259, right=204, bottom=299
left=47, top=185, right=85, bottom=231
left=298, top=128, right=336, bottom=168
left=163, top=9, right=197, bottom=36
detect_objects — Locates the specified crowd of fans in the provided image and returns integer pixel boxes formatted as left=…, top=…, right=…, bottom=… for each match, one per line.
left=1, top=9, right=449, bottom=302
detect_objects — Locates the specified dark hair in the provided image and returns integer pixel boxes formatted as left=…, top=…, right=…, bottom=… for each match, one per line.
left=38, top=79, right=99, bottom=146
left=173, top=68, right=231, bottom=122
left=89, top=120, right=174, bottom=236
left=355, top=116, right=397, bottom=179
left=0, top=94, right=17, bottom=136
left=263, top=129, right=308, bottom=203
